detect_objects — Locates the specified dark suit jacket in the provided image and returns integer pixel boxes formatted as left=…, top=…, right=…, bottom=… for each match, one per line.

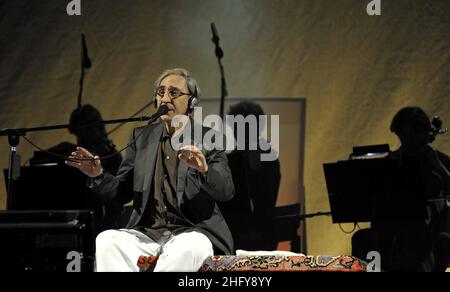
left=88, top=122, right=235, bottom=254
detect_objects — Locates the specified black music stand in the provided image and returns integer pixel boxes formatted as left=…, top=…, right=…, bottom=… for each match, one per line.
left=3, top=165, right=94, bottom=211
left=323, top=158, right=397, bottom=223
left=323, top=157, right=427, bottom=224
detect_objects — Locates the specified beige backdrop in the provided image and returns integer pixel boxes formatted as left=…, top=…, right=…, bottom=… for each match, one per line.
left=1, top=0, right=449, bottom=256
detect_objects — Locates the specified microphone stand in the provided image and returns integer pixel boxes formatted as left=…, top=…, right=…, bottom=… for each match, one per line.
left=77, top=33, right=92, bottom=108
left=0, top=114, right=156, bottom=210
left=77, top=60, right=86, bottom=108
left=211, top=23, right=228, bottom=119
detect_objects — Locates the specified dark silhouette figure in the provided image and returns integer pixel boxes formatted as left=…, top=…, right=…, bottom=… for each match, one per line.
left=68, top=104, right=124, bottom=232
left=353, top=106, right=450, bottom=271
left=68, top=104, right=122, bottom=174
left=30, top=104, right=124, bottom=233
left=219, top=101, right=281, bottom=251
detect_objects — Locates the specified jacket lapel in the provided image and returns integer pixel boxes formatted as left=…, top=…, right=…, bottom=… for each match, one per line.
left=142, top=123, right=164, bottom=205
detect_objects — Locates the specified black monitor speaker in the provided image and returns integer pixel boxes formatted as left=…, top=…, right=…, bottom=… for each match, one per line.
left=0, top=210, right=95, bottom=272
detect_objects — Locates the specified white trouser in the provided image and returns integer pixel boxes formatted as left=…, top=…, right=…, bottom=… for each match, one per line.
left=95, top=229, right=214, bottom=272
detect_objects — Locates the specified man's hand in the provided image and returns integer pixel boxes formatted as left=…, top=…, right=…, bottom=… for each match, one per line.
left=65, top=147, right=103, bottom=178
left=178, top=145, right=208, bottom=174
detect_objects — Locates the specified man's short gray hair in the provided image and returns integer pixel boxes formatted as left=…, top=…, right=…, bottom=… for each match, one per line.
left=154, top=68, right=200, bottom=98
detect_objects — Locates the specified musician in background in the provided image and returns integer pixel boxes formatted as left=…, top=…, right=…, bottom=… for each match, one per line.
left=220, top=101, right=281, bottom=251
left=68, top=104, right=124, bottom=231
left=31, top=104, right=122, bottom=173
left=68, top=104, right=123, bottom=175
left=377, top=106, right=450, bottom=271
left=30, top=104, right=124, bottom=233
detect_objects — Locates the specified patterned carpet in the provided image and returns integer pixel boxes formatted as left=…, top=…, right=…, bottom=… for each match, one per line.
left=136, top=255, right=367, bottom=272
left=199, top=255, right=367, bottom=272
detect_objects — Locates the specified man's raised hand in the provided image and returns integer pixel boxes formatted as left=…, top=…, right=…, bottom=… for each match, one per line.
left=65, top=147, right=103, bottom=178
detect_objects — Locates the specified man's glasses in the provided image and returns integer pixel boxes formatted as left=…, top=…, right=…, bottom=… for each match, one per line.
left=155, top=86, right=190, bottom=100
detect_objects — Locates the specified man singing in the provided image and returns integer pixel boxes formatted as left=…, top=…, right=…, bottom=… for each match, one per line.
left=66, top=68, right=234, bottom=272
